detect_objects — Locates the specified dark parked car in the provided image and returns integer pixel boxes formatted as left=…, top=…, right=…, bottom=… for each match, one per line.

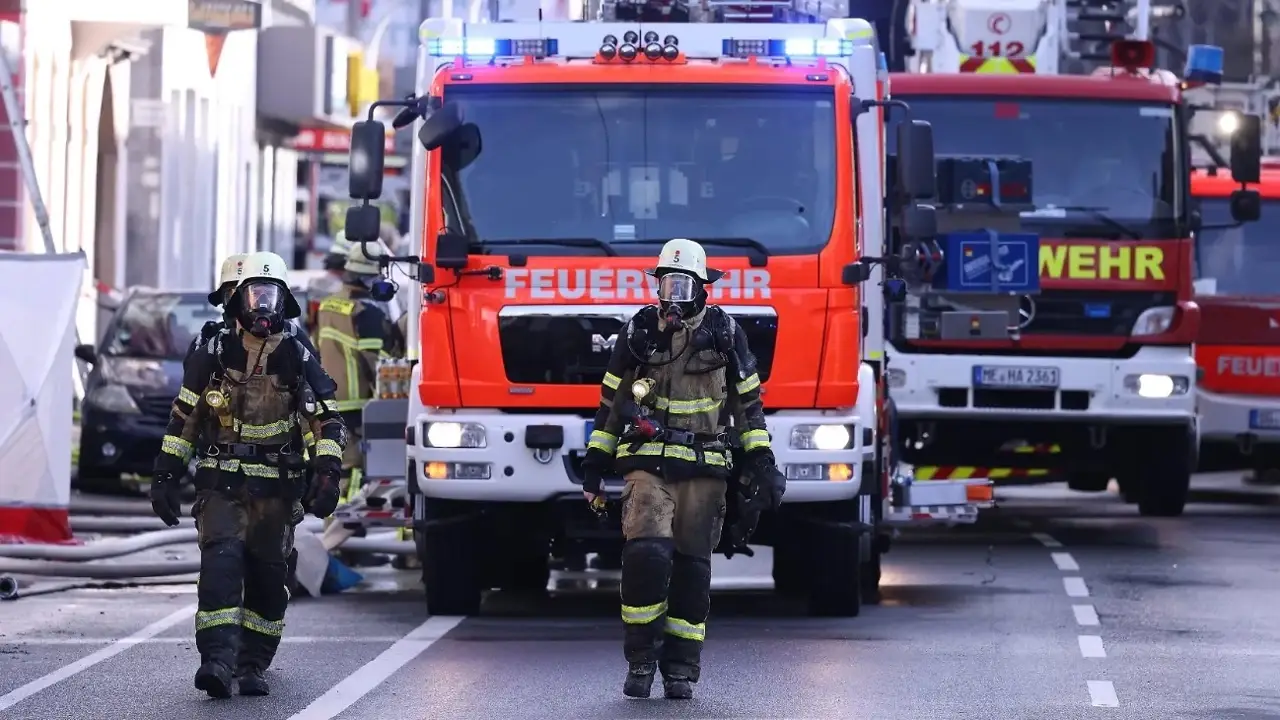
left=74, top=289, right=219, bottom=493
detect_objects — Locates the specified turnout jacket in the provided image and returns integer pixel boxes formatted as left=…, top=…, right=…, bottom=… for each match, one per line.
left=583, top=305, right=772, bottom=481
left=156, top=326, right=347, bottom=485
left=315, top=284, right=405, bottom=414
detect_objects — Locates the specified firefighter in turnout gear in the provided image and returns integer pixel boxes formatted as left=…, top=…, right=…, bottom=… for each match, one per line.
left=580, top=239, right=786, bottom=701
left=305, top=233, right=354, bottom=335
left=315, top=240, right=405, bottom=503
left=196, top=253, right=319, bottom=359
left=151, top=251, right=347, bottom=699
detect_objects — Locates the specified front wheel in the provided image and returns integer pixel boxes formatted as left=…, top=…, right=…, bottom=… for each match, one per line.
left=1119, top=427, right=1193, bottom=518
left=806, top=527, right=864, bottom=618
left=418, top=520, right=483, bottom=616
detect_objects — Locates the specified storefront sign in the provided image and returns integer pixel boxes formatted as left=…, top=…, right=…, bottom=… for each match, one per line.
left=188, top=0, right=263, bottom=33
left=290, top=128, right=395, bottom=154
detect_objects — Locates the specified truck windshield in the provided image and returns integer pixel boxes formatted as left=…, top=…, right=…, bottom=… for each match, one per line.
left=438, top=84, right=838, bottom=255
left=889, top=96, right=1182, bottom=238
left=1195, top=197, right=1280, bottom=296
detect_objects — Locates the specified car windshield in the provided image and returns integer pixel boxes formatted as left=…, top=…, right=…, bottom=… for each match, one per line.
left=439, top=84, right=838, bottom=255
left=889, top=96, right=1183, bottom=238
left=1195, top=198, right=1280, bottom=296
left=104, top=294, right=219, bottom=360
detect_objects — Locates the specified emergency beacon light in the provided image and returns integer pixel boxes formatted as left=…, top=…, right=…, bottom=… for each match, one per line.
left=1110, top=40, right=1155, bottom=71
left=721, top=38, right=853, bottom=59
left=1184, top=44, right=1224, bottom=86
left=426, top=37, right=558, bottom=60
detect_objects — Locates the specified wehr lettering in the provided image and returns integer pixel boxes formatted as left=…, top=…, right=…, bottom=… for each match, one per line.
left=504, top=268, right=773, bottom=300
left=1038, top=245, right=1165, bottom=281
left=1216, top=355, right=1280, bottom=378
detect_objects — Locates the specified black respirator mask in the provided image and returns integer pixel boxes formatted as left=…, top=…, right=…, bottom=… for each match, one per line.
left=368, top=276, right=398, bottom=303
left=657, top=271, right=705, bottom=326
left=236, top=281, right=286, bottom=338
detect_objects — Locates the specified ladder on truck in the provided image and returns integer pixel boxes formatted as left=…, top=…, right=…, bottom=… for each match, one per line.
left=904, top=0, right=1155, bottom=75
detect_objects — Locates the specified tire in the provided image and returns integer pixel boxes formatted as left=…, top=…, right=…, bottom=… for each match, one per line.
left=418, top=522, right=483, bottom=616
left=497, top=553, right=551, bottom=594
left=771, top=535, right=808, bottom=597
left=1126, top=428, right=1193, bottom=518
left=1067, top=471, right=1110, bottom=493
left=806, top=527, right=863, bottom=617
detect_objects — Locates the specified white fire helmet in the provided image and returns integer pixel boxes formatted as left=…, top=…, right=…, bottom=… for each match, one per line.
left=648, top=238, right=725, bottom=283
left=208, top=253, right=248, bottom=305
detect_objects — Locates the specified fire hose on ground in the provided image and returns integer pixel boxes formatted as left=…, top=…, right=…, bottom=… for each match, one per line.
left=0, top=573, right=200, bottom=601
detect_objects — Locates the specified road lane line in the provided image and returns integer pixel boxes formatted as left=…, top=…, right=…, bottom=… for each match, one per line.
left=1063, top=577, right=1090, bottom=597
left=1032, top=532, right=1063, bottom=548
left=1078, top=635, right=1106, bottom=658
left=286, top=615, right=466, bottom=720
left=1073, top=604, right=1100, bottom=626
left=1050, top=552, right=1079, bottom=571
left=1088, top=680, right=1119, bottom=707
left=0, top=603, right=195, bottom=713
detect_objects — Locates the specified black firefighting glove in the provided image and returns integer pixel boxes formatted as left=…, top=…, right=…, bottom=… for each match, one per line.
left=581, top=452, right=610, bottom=517
left=747, top=450, right=786, bottom=511
left=305, top=458, right=341, bottom=519
left=149, top=471, right=182, bottom=527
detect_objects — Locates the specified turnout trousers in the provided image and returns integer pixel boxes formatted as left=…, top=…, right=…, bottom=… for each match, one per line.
left=619, top=470, right=727, bottom=682
left=194, top=484, right=295, bottom=676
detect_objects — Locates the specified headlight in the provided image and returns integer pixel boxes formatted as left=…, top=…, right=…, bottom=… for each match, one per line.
left=885, top=368, right=907, bottom=388
left=790, top=424, right=852, bottom=451
left=424, top=421, right=487, bottom=448
left=85, top=384, right=140, bottom=414
left=1123, top=374, right=1189, bottom=398
left=1131, top=306, right=1175, bottom=336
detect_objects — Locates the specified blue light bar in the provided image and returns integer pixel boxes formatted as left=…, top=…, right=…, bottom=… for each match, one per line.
left=1184, top=44, right=1223, bottom=85
left=426, top=37, right=558, bottom=59
left=721, top=38, right=853, bottom=59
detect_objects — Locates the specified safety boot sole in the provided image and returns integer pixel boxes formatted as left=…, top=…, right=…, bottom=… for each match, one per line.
left=194, top=663, right=233, bottom=699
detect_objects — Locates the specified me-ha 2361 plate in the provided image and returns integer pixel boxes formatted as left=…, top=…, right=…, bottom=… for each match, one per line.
left=1249, top=409, right=1280, bottom=431
left=972, top=365, right=1060, bottom=389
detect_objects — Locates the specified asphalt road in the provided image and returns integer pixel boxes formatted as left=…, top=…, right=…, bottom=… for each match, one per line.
left=2, top=479, right=1279, bottom=720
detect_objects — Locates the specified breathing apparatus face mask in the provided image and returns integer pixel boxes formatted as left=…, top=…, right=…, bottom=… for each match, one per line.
left=369, top=275, right=398, bottom=303
left=657, top=271, right=702, bottom=326
left=237, top=281, right=286, bottom=337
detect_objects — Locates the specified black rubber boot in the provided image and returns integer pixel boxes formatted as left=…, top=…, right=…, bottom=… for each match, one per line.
left=194, top=661, right=234, bottom=699
left=237, top=668, right=270, bottom=696
left=623, top=662, right=657, bottom=699
left=663, top=676, right=693, bottom=700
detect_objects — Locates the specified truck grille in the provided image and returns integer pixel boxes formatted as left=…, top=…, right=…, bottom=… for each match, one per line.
left=895, top=290, right=1175, bottom=340
left=498, top=310, right=778, bottom=385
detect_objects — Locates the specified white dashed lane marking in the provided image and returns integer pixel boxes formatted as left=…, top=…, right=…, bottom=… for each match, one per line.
left=1050, top=552, right=1079, bottom=571
left=1063, top=577, right=1090, bottom=597
left=1072, top=604, right=1100, bottom=626
left=1032, top=532, right=1063, bottom=548
left=1078, top=635, right=1107, bottom=658
left=1088, top=680, right=1120, bottom=707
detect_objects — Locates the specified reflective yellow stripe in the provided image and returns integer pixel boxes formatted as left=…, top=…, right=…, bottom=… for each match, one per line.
left=162, top=435, right=193, bottom=461
left=241, top=608, right=284, bottom=637
left=621, top=600, right=667, bottom=624
left=195, top=607, right=242, bottom=631
left=315, top=438, right=342, bottom=458
left=739, top=429, right=770, bottom=452
left=588, top=430, right=617, bottom=454
left=320, top=297, right=356, bottom=315
left=239, top=418, right=295, bottom=440
left=735, top=374, right=761, bottom=394
left=318, top=327, right=360, bottom=347
left=195, top=458, right=304, bottom=478
left=178, top=387, right=199, bottom=406
left=664, top=616, right=705, bottom=641
left=303, top=431, right=315, bottom=447
left=615, top=442, right=728, bottom=466
left=603, top=372, right=621, bottom=391
left=331, top=399, right=366, bottom=412
left=651, top=396, right=722, bottom=414
left=322, top=399, right=342, bottom=414
left=356, top=338, right=384, bottom=351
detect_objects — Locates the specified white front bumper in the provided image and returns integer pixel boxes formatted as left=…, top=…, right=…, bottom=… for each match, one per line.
left=888, top=345, right=1196, bottom=422
left=1199, top=388, right=1280, bottom=443
left=408, top=409, right=869, bottom=504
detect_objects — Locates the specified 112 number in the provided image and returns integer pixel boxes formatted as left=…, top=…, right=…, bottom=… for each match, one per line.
left=971, top=40, right=1025, bottom=57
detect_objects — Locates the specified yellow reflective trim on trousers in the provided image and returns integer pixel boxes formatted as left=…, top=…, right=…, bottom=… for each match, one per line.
left=241, top=608, right=284, bottom=637
left=195, top=458, right=303, bottom=478
left=315, top=438, right=342, bottom=458
left=238, top=418, right=295, bottom=440
left=740, top=429, right=770, bottom=452
left=735, top=374, right=761, bottom=394
left=331, top=398, right=366, bottom=412
left=615, top=442, right=727, bottom=466
left=651, top=396, right=722, bottom=414
left=664, top=616, right=706, bottom=641
left=588, top=430, right=617, bottom=454
left=621, top=600, right=667, bottom=624
left=162, top=435, right=193, bottom=461
left=178, top=387, right=200, bottom=406
left=603, top=372, right=621, bottom=390
left=195, top=607, right=242, bottom=631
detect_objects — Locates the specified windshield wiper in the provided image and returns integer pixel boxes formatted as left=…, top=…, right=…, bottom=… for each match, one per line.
left=625, top=237, right=770, bottom=265
left=476, top=237, right=617, bottom=257
left=1038, top=206, right=1143, bottom=240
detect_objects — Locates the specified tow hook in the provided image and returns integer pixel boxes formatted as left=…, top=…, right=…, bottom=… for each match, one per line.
left=1088, top=425, right=1107, bottom=449
left=1238, top=432, right=1257, bottom=456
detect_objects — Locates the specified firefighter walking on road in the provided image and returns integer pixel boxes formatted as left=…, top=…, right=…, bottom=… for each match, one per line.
left=151, top=251, right=347, bottom=699
left=314, top=240, right=405, bottom=505
left=580, top=239, right=787, bottom=701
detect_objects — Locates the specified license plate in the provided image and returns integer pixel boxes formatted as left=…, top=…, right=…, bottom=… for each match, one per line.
left=584, top=420, right=594, bottom=445
left=1249, top=409, right=1280, bottom=430
left=972, top=365, right=1061, bottom=389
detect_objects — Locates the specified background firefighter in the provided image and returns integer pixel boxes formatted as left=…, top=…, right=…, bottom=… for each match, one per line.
left=314, top=240, right=405, bottom=506
left=150, top=251, right=346, bottom=699
left=580, top=239, right=787, bottom=701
